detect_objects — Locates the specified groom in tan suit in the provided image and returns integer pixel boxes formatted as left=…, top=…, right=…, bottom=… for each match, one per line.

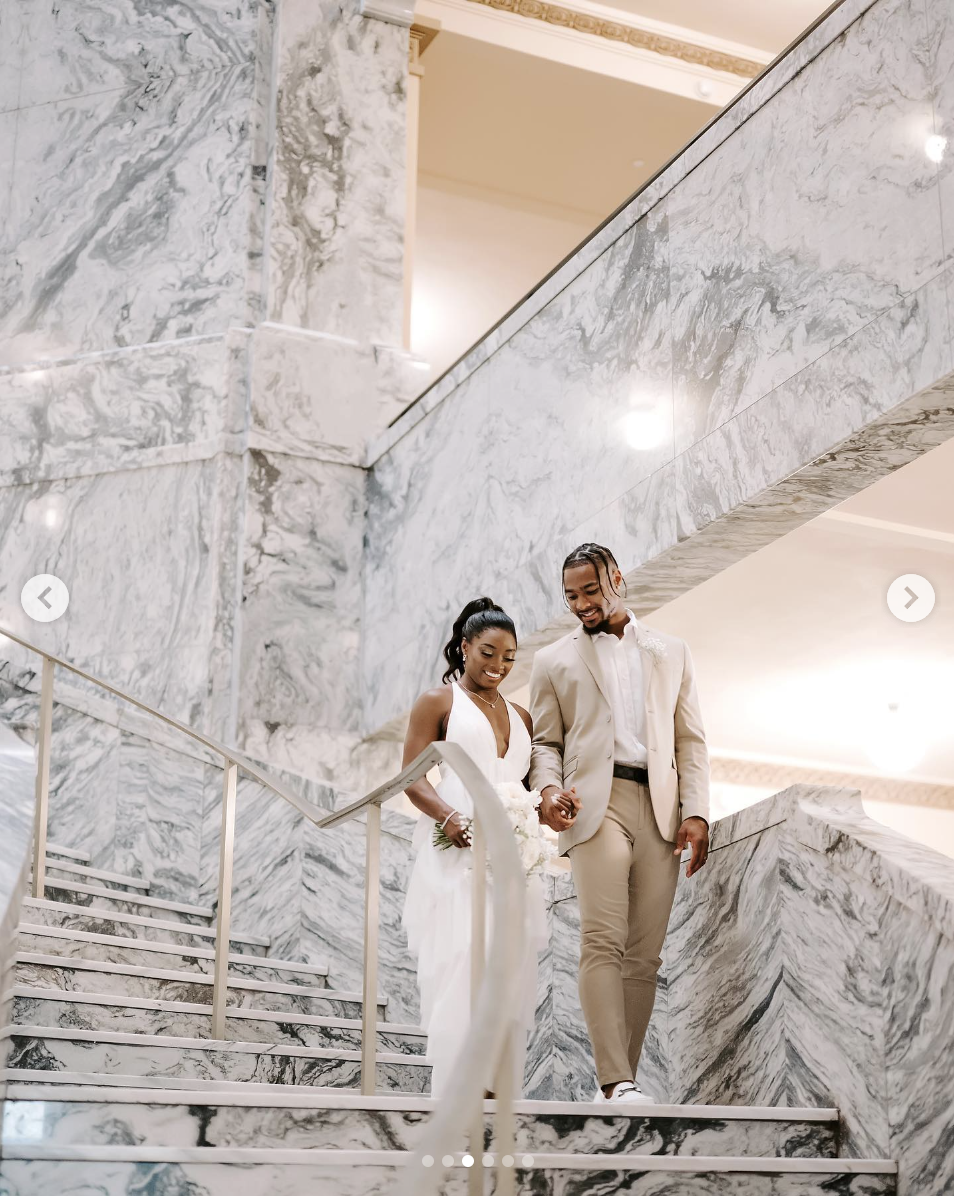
left=531, top=543, right=710, bottom=1103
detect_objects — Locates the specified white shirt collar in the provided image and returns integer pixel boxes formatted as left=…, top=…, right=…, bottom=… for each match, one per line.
left=594, top=610, right=639, bottom=640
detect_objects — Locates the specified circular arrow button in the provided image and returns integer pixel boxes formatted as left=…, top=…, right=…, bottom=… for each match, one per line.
left=21, top=574, right=70, bottom=623
left=886, top=574, right=935, bottom=624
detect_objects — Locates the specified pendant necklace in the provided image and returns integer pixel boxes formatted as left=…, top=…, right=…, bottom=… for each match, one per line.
left=460, top=680, right=499, bottom=710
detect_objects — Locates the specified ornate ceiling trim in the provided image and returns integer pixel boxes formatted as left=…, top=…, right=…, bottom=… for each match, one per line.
left=711, top=755, right=954, bottom=811
left=464, top=0, right=763, bottom=78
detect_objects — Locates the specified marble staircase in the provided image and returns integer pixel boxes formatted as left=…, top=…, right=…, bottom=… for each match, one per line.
left=0, top=848, right=901, bottom=1193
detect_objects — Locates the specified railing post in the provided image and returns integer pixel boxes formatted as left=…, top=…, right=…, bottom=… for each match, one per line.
left=211, top=761, right=238, bottom=1040
left=493, top=1025, right=517, bottom=1196
left=469, top=815, right=487, bottom=1195
left=31, top=656, right=55, bottom=900
left=361, top=800, right=382, bottom=1096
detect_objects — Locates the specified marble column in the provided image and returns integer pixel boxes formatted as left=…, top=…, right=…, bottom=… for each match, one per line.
left=0, top=0, right=418, bottom=898
left=229, top=0, right=418, bottom=786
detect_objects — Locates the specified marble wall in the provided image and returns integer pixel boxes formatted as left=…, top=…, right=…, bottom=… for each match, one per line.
left=0, top=0, right=414, bottom=793
left=363, top=0, right=954, bottom=732
left=536, top=785, right=954, bottom=1196
left=0, top=658, right=421, bottom=1022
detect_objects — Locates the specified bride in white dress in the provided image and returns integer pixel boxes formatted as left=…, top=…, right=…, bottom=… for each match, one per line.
left=401, top=598, right=577, bottom=1098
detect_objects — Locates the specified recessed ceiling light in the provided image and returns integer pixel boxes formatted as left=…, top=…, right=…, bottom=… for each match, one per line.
left=632, top=158, right=645, bottom=168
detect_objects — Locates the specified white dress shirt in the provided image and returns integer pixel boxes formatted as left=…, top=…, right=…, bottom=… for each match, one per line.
left=592, top=610, right=648, bottom=767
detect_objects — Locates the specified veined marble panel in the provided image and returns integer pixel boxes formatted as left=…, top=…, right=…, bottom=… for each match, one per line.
left=927, top=0, right=954, bottom=282
left=779, top=843, right=889, bottom=1158
left=249, top=325, right=418, bottom=466
left=13, top=962, right=360, bottom=1018
left=0, top=1097, right=838, bottom=1158
left=675, top=266, right=953, bottom=542
left=6, top=1033, right=428, bottom=1092
left=364, top=204, right=673, bottom=708
left=644, top=786, right=954, bottom=1196
left=0, top=112, right=15, bottom=235
left=669, top=0, right=940, bottom=454
left=880, top=903, right=954, bottom=1195
left=0, top=24, right=23, bottom=114
left=0, top=725, right=34, bottom=927
left=265, top=0, right=406, bottom=345
left=113, top=733, right=205, bottom=904
left=300, top=813, right=420, bottom=1024
left=0, top=455, right=236, bottom=728
left=0, top=1160, right=899, bottom=1196
left=235, top=451, right=365, bottom=782
left=666, top=828, right=786, bottom=1108
left=0, top=336, right=237, bottom=488
left=369, top=0, right=894, bottom=467
left=0, top=1160, right=410, bottom=1196
left=204, top=773, right=303, bottom=963
left=12, top=0, right=260, bottom=109
left=2, top=65, right=255, bottom=364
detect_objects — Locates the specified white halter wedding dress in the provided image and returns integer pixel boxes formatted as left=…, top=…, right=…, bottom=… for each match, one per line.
left=402, top=683, right=548, bottom=1098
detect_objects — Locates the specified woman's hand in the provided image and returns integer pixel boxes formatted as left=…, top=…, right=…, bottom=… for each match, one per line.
left=442, top=810, right=473, bottom=849
left=539, top=786, right=580, bottom=832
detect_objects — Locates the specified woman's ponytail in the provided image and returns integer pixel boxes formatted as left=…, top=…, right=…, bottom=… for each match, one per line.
left=441, top=597, right=516, bottom=683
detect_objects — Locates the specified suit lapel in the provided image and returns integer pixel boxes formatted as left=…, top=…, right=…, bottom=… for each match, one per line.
left=573, top=629, right=610, bottom=705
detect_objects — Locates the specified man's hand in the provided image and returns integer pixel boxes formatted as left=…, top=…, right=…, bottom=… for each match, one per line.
left=538, top=785, right=580, bottom=832
left=674, top=816, right=709, bottom=877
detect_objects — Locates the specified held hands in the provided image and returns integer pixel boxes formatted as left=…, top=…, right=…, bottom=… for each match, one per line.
left=539, top=785, right=581, bottom=832
left=674, top=816, right=709, bottom=877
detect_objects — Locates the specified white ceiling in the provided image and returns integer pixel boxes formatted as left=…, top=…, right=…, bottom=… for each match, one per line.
left=418, top=32, right=715, bottom=220
left=650, top=437, right=954, bottom=785
left=590, top=0, right=833, bottom=55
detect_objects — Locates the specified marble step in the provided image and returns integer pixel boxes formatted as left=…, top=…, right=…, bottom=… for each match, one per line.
left=0, top=1151, right=898, bottom=1196
left=36, top=880, right=212, bottom=924
left=5, top=1028, right=431, bottom=1093
left=21, top=899, right=270, bottom=954
left=1, top=1085, right=841, bottom=1159
left=15, top=924, right=319, bottom=984
left=45, top=844, right=91, bottom=864
left=9, top=988, right=426, bottom=1054
left=14, top=954, right=385, bottom=1018
left=38, top=859, right=150, bottom=893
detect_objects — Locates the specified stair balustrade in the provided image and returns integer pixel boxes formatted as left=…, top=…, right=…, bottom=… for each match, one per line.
left=0, top=625, right=527, bottom=1196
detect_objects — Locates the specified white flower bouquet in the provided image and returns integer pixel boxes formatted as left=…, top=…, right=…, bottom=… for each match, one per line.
left=432, top=781, right=557, bottom=878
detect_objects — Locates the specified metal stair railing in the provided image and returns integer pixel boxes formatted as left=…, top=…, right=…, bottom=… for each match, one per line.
left=0, top=626, right=527, bottom=1196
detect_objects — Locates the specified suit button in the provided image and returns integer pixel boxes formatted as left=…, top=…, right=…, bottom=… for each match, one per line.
left=605, top=715, right=611, bottom=723
left=606, top=752, right=612, bottom=759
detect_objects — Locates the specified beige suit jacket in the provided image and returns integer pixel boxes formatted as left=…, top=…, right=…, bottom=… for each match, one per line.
left=529, top=620, right=710, bottom=854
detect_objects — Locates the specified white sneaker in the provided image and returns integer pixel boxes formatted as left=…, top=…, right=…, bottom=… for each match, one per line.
left=592, top=1081, right=654, bottom=1105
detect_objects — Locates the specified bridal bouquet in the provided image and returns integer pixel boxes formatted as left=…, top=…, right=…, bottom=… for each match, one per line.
left=433, top=781, right=557, bottom=878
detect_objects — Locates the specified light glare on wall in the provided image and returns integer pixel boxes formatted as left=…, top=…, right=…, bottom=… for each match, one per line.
left=865, top=703, right=926, bottom=775
left=925, top=134, right=947, bottom=163
left=621, top=406, right=668, bottom=450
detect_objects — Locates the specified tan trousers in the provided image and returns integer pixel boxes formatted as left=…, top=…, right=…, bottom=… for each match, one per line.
left=569, top=778, right=680, bottom=1087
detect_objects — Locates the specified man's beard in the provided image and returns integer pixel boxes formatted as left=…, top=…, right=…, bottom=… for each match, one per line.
left=582, top=617, right=611, bottom=637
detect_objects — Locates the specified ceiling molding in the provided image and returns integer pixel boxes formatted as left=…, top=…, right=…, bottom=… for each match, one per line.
left=465, top=0, right=764, bottom=78
left=819, top=507, right=954, bottom=548
left=711, top=754, right=954, bottom=810
left=415, top=0, right=767, bottom=106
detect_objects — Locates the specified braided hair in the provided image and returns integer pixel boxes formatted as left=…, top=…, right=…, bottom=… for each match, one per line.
left=441, top=598, right=517, bottom=684
left=561, top=542, right=625, bottom=604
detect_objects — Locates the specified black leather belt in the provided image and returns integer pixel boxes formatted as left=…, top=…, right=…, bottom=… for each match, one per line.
left=613, top=763, right=649, bottom=785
